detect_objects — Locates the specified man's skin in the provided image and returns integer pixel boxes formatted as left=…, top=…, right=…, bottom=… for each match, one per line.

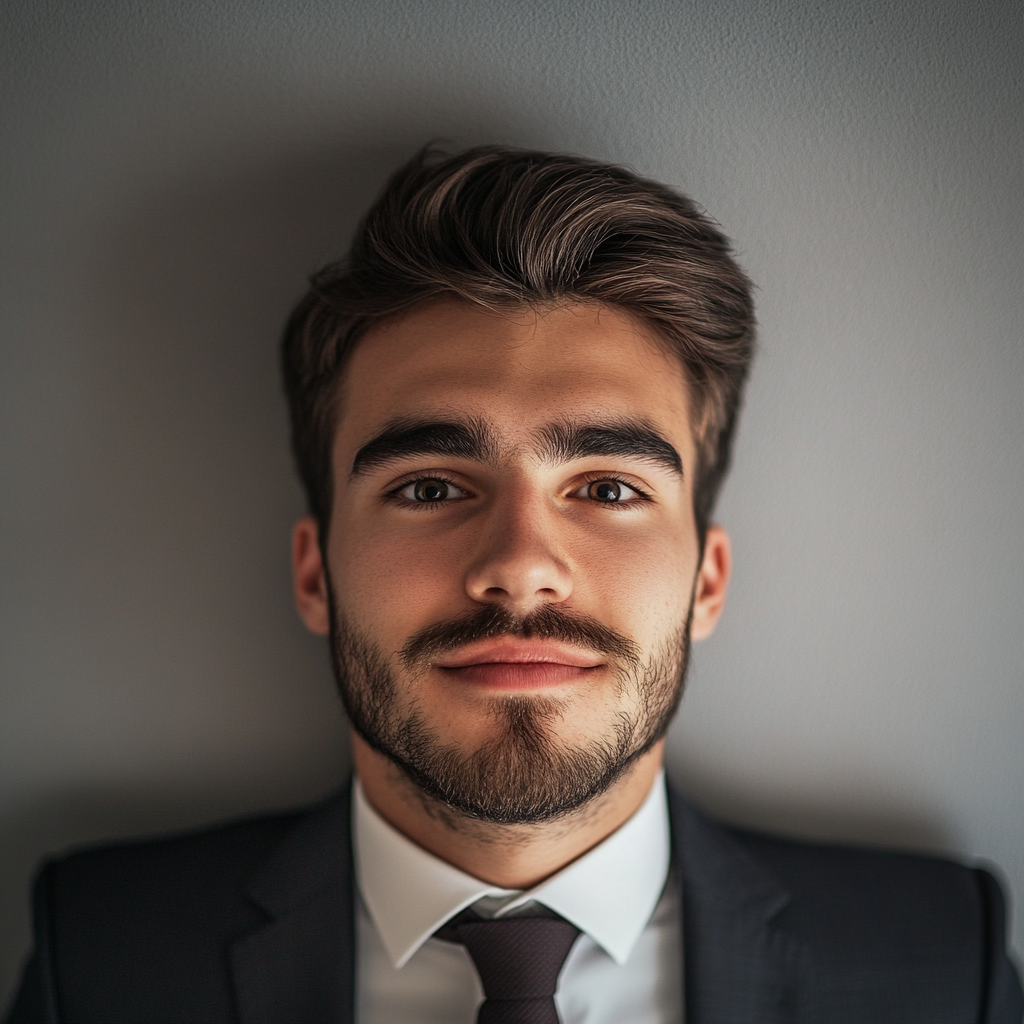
left=291, top=298, right=731, bottom=889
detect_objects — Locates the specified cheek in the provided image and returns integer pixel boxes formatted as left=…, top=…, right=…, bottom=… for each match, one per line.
left=328, top=518, right=467, bottom=633
left=567, top=517, right=699, bottom=636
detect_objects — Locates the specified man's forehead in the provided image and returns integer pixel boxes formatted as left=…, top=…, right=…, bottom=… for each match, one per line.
left=336, top=299, right=693, bottom=452
left=344, top=299, right=685, bottom=388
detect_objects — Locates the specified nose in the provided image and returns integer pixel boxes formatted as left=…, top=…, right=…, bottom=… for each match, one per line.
left=464, top=489, right=573, bottom=614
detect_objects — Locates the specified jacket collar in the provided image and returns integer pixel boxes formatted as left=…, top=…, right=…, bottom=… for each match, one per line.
left=230, top=786, right=356, bottom=1024
left=229, top=780, right=805, bottom=1024
left=669, top=788, right=809, bottom=1024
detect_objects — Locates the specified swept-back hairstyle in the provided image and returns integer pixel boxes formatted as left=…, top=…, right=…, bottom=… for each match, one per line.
left=282, top=144, right=755, bottom=538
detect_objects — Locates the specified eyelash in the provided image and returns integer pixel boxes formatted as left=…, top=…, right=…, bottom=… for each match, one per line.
left=385, top=472, right=652, bottom=509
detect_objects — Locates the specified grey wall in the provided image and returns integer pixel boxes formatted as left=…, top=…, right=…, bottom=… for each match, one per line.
left=2, top=0, right=1022, bottom=1003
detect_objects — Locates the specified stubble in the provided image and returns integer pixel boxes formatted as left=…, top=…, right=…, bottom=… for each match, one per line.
left=327, top=587, right=690, bottom=825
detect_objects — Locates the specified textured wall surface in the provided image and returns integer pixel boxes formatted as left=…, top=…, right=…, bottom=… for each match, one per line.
left=2, top=0, right=1022, bottom=1004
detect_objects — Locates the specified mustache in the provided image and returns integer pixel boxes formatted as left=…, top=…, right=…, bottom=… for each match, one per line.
left=400, top=603, right=642, bottom=670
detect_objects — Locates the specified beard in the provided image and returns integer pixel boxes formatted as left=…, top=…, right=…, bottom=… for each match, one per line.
left=327, top=581, right=691, bottom=825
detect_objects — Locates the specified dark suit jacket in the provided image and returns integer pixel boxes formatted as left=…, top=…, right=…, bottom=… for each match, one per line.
left=5, top=782, right=1022, bottom=1023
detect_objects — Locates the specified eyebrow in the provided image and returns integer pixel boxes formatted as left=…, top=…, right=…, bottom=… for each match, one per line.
left=350, top=417, right=498, bottom=477
left=538, top=419, right=683, bottom=476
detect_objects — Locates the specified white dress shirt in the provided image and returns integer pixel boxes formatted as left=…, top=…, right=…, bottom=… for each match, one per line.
left=353, top=772, right=683, bottom=1024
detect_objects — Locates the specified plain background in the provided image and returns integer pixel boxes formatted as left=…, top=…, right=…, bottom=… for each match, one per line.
left=2, top=0, right=1022, bottom=1006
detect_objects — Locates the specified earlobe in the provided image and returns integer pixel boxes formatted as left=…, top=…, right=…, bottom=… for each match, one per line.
left=292, top=515, right=331, bottom=636
left=689, top=524, right=731, bottom=642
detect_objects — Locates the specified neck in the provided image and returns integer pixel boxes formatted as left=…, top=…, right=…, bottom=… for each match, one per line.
left=351, top=732, right=665, bottom=889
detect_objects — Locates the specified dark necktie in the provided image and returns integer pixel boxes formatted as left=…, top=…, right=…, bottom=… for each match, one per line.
left=436, top=909, right=581, bottom=1024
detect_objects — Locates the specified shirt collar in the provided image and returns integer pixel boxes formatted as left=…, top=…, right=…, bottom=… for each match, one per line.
left=353, top=771, right=670, bottom=968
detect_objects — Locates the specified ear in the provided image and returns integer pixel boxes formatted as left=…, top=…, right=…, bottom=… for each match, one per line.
left=292, top=515, right=330, bottom=636
left=689, top=524, right=731, bottom=642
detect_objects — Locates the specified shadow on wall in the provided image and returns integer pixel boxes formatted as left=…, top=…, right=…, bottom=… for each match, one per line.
left=669, top=757, right=950, bottom=855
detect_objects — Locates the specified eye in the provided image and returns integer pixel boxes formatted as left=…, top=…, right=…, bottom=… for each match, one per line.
left=590, top=480, right=623, bottom=502
left=393, top=477, right=468, bottom=503
left=575, top=478, right=645, bottom=504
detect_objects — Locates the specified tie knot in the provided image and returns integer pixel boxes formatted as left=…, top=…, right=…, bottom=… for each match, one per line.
left=437, top=912, right=581, bottom=1023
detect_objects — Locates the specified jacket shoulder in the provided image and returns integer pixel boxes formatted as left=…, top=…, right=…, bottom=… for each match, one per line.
left=724, top=819, right=1022, bottom=1023
left=729, top=824, right=986, bottom=938
left=8, top=799, right=335, bottom=1024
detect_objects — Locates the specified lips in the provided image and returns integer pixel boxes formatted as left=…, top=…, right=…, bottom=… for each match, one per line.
left=435, top=640, right=604, bottom=690
left=435, top=639, right=603, bottom=670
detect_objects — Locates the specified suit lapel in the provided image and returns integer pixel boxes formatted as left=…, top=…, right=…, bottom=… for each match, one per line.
left=230, top=786, right=356, bottom=1024
left=670, top=790, right=809, bottom=1024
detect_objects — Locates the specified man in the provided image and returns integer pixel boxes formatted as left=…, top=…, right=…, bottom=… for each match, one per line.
left=5, top=146, right=1022, bottom=1024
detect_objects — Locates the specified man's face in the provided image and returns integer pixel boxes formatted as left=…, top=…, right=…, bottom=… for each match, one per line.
left=301, top=299, right=725, bottom=823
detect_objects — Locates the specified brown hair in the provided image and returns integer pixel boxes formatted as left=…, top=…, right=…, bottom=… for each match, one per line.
left=282, top=144, right=755, bottom=538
